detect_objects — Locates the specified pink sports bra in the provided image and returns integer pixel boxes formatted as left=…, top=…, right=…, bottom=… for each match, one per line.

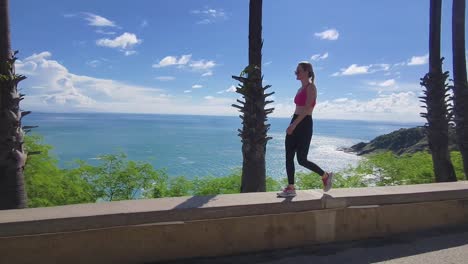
left=294, top=85, right=316, bottom=108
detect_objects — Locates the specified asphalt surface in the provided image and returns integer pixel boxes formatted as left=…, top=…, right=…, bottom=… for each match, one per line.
left=156, top=225, right=468, bottom=264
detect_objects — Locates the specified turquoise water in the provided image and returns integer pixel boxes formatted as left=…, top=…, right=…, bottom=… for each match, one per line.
left=23, top=112, right=421, bottom=179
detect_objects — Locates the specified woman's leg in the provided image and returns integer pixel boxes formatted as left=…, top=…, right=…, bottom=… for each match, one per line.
left=285, top=133, right=297, bottom=185
left=295, top=117, right=325, bottom=176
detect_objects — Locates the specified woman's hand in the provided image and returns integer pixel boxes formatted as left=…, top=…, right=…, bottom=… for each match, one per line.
left=286, top=124, right=296, bottom=135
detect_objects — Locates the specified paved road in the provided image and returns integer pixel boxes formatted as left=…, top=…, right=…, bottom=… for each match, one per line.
left=158, top=226, right=468, bottom=264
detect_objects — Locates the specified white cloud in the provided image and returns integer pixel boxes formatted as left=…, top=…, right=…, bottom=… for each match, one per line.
left=95, top=29, right=116, bottom=35
left=369, top=79, right=396, bottom=87
left=202, top=71, right=213, bottom=77
left=217, top=85, right=237, bottom=94
left=191, top=8, right=227, bottom=24
left=333, top=63, right=391, bottom=76
left=393, top=61, right=406, bottom=67
left=184, top=90, right=192, bottom=93
left=86, top=60, right=101, bottom=68
left=197, top=19, right=211, bottom=25
left=226, top=85, right=236, bottom=92
left=378, top=79, right=396, bottom=87
left=85, top=58, right=111, bottom=68
left=83, top=13, right=116, bottom=27
left=124, top=50, right=137, bottom=56
left=333, top=98, right=349, bottom=103
left=367, top=80, right=420, bottom=93
left=408, top=54, right=429, bottom=66
left=154, top=56, right=177, bottom=67
left=14, top=52, right=240, bottom=116
left=178, top=55, right=192, bottom=65
left=336, top=64, right=370, bottom=76
left=311, top=52, right=329, bottom=61
left=314, top=29, right=339, bottom=40
left=314, top=92, right=423, bottom=122
left=153, top=55, right=216, bottom=76
left=375, top=64, right=390, bottom=71
left=267, top=88, right=424, bottom=122
left=15, top=52, right=168, bottom=111
left=96, top=32, right=141, bottom=50
left=155, top=76, right=175, bottom=81
left=152, top=55, right=192, bottom=68
left=204, top=96, right=233, bottom=105
left=190, top=60, right=216, bottom=77
left=192, top=84, right=203, bottom=89
left=331, top=72, right=340, bottom=77
left=189, top=60, right=216, bottom=71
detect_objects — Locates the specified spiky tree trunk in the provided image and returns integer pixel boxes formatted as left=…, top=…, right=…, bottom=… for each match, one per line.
left=0, top=0, right=28, bottom=209
left=231, top=0, right=274, bottom=192
left=420, top=0, right=457, bottom=182
left=452, top=0, right=468, bottom=179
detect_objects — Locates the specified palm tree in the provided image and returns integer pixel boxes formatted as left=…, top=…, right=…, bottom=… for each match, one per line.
left=420, top=0, right=457, bottom=182
left=0, top=0, right=29, bottom=209
left=232, top=0, right=274, bottom=192
left=452, top=0, right=468, bottom=179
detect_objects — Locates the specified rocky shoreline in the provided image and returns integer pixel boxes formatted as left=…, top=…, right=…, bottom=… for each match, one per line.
left=340, top=126, right=459, bottom=156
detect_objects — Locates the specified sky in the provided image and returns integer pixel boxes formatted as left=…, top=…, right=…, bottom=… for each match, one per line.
left=9, top=0, right=466, bottom=122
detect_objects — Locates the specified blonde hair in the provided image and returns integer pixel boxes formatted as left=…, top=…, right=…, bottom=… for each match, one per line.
left=298, top=61, right=315, bottom=82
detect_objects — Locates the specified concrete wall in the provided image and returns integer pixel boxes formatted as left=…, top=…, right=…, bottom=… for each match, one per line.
left=1, top=182, right=468, bottom=264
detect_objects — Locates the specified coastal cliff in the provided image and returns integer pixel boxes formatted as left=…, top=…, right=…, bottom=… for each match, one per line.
left=342, top=127, right=458, bottom=156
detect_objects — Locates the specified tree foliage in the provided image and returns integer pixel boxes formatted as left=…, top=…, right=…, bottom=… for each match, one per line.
left=24, top=135, right=94, bottom=207
left=67, top=152, right=167, bottom=202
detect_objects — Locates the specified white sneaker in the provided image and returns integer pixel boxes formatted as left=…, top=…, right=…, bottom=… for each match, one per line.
left=277, top=187, right=296, bottom=197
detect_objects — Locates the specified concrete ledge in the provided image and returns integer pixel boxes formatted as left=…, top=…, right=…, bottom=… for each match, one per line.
left=1, top=182, right=468, bottom=237
left=1, top=182, right=468, bottom=263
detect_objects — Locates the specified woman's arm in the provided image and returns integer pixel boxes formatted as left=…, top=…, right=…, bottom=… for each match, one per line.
left=287, top=84, right=316, bottom=134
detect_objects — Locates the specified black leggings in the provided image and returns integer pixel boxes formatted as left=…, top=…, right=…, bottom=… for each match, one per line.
left=285, top=114, right=325, bottom=185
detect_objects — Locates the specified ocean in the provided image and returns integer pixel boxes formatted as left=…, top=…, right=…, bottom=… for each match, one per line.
left=23, top=112, right=421, bottom=180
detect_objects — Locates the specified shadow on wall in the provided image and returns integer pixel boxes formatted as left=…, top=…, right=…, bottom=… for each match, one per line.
left=173, top=195, right=218, bottom=209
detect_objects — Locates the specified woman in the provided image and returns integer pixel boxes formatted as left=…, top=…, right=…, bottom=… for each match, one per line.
left=277, top=61, right=333, bottom=197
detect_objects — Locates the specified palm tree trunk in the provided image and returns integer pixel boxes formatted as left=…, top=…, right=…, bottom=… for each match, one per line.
left=232, top=0, right=274, bottom=192
left=0, top=0, right=10, bottom=73
left=452, top=0, right=468, bottom=179
left=420, top=0, right=457, bottom=182
left=240, top=0, right=265, bottom=192
left=0, top=0, right=28, bottom=209
left=248, top=0, right=262, bottom=69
